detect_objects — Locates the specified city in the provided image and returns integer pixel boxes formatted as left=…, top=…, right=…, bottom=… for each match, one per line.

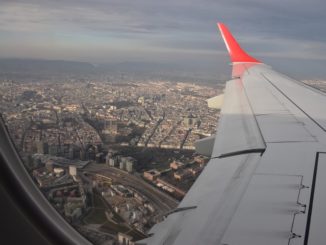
left=0, top=77, right=221, bottom=244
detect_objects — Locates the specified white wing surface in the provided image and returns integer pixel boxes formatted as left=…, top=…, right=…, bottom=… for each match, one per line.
left=138, top=23, right=326, bottom=245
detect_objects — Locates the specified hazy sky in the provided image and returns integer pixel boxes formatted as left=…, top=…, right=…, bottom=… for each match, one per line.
left=1, top=0, right=326, bottom=78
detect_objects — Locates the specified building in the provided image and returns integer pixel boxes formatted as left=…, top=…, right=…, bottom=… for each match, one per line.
left=143, top=169, right=161, bottom=181
left=170, top=161, right=184, bottom=170
left=31, top=156, right=43, bottom=169
left=174, top=169, right=192, bottom=181
left=189, top=166, right=202, bottom=176
left=32, top=168, right=58, bottom=188
left=119, top=156, right=136, bottom=172
left=194, top=155, right=207, bottom=165
left=53, top=167, right=65, bottom=177
left=95, top=153, right=104, bottom=163
left=48, top=145, right=58, bottom=156
left=85, top=146, right=96, bottom=160
left=68, top=146, right=74, bottom=159
left=79, top=150, right=86, bottom=161
left=64, top=203, right=83, bottom=222
left=36, top=141, right=49, bottom=154
left=69, top=165, right=77, bottom=177
left=137, top=96, right=145, bottom=105
left=107, top=149, right=119, bottom=158
left=119, top=160, right=126, bottom=170
left=123, top=157, right=136, bottom=172
left=125, top=160, right=133, bottom=173
left=45, top=160, right=54, bottom=172
left=183, top=114, right=200, bottom=128
left=156, top=178, right=186, bottom=198
left=106, top=153, right=119, bottom=167
left=62, top=144, right=70, bottom=158
left=68, top=145, right=80, bottom=160
left=118, top=233, right=135, bottom=245
left=109, top=157, right=118, bottom=167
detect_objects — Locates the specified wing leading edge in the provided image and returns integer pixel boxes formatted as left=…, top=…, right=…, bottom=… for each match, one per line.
left=138, top=23, right=326, bottom=245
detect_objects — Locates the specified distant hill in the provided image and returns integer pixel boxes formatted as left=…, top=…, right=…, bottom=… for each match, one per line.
left=97, top=61, right=228, bottom=84
left=100, top=61, right=178, bottom=72
left=0, top=58, right=95, bottom=75
left=0, top=58, right=228, bottom=84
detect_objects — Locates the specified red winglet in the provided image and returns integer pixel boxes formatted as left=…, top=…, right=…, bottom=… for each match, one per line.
left=217, top=23, right=261, bottom=63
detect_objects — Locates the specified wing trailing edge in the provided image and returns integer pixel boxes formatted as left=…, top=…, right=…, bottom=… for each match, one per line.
left=217, top=23, right=261, bottom=64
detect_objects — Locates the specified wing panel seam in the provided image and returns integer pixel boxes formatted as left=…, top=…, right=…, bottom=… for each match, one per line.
left=303, top=151, right=326, bottom=245
left=262, top=73, right=326, bottom=133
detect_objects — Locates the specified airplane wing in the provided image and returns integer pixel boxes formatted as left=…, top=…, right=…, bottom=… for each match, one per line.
left=138, top=23, right=326, bottom=245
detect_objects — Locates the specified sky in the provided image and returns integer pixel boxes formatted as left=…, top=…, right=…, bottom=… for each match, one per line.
left=1, top=0, right=326, bottom=79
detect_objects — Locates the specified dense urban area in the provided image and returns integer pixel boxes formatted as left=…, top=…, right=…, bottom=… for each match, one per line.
left=0, top=76, right=223, bottom=244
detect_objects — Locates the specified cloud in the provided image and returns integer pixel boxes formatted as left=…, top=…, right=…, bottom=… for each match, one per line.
left=1, top=0, right=326, bottom=78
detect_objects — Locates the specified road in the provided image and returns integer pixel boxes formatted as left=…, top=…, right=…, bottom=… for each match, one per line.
left=145, top=117, right=164, bottom=146
left=83, top=163, right=179, bottom=214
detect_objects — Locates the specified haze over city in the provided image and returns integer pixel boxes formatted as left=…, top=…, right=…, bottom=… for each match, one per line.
left=1, top=0, right=326, bottom=79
